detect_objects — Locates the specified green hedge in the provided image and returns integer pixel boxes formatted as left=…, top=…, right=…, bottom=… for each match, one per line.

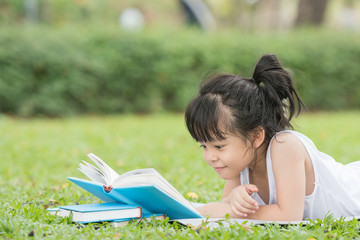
left=0, top=26, right=360, bottom=116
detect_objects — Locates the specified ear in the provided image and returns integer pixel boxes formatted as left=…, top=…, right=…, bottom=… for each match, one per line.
left=251, top=127, right=265, bottom=149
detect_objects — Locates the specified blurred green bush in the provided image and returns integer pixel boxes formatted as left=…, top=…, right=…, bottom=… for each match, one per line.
left=0, top=26, right=359, bottom=116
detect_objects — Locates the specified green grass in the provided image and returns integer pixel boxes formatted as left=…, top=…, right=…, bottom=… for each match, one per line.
left=1, top=112, right=360, bottom=239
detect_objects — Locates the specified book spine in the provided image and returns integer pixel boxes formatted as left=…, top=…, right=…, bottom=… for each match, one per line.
left=137, top=207, right=142, bottom=218
left=103, top=185, right=113, bottom=193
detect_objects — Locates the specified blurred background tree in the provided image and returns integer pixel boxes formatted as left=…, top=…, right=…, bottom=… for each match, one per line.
left=295, top=0, right=329, bottom=26
left=0, top=0, right=359, bottom=116
left=0, top=0, right=359, bottom=30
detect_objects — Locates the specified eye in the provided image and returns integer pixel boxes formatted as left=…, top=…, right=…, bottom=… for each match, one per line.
left=200, top=144, right=207, bottom=149
left=215, top=145, right=223, bottom=149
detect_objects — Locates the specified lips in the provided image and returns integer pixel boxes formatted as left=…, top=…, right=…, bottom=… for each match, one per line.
left=214, top=167, right=226, bottom=173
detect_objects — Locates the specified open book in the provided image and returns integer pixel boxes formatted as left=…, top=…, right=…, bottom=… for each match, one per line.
left=68, top=153, right=202, bottom=220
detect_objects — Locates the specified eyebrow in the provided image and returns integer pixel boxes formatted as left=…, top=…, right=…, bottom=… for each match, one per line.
left=201, top=138, right=228, bottom=144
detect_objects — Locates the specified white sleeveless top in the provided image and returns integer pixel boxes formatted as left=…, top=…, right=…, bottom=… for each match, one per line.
left=240, top=130, right=360, bottom=220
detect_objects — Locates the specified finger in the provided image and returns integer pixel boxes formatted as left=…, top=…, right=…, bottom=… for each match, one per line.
left=231, top=203, right=256, bottom=216
left=239, top=190, right=259, bottom=208
left=231, top=200, right=257, bottom=214
left=245, top=195, right=259, bottom=208
left=245, top=184, right=258, bottom=194
left=231, top=204, right=248, bottom=217
left=233, top=186, right=257, bottom=201
left=233, top=198, right=258, bottom=211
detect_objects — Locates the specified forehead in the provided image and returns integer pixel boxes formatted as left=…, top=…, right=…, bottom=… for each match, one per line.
left=200, top=134, right=249, bottom=150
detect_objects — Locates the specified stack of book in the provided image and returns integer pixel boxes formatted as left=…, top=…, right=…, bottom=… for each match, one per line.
left=48, top=153, right=203, bottom=226
left=48, top=202, right=166, bottom=227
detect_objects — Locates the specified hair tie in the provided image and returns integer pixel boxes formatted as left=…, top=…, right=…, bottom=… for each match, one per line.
left=250, top=77, right=259, bottom=87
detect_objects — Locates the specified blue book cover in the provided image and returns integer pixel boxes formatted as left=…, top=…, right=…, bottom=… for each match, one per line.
left=68, top=177, right=203, bottom=220
left=49, top=202, right=142, bottom=223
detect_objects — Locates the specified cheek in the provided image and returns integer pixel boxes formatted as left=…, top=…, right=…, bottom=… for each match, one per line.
left=228, top=148, right=251, bottom=167
left=202, top=150, right=209, bottom=164
left=242, top=148, right=255, bottom=164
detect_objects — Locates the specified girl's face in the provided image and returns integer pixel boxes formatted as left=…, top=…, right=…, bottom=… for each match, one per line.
left=200, top=134, right=255, bottom=180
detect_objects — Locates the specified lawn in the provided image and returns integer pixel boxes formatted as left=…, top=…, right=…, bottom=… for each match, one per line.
left=1, top=112, right=360, bottom=239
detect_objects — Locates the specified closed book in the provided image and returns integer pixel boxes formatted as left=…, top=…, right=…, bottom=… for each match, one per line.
left=49, top=202, right=141, bottom=223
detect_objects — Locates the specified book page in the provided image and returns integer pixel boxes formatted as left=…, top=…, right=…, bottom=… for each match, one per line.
left=113, top=168, right=159, bottom=181
left=114, top=171, right=183, bottom=198
left=78, top=160, right=108, bottom=185
left=112, top=171, right=196, bottom=211
left=113, top=169, right=182, bottom=199
left=87, top=153, right=120, bottom=185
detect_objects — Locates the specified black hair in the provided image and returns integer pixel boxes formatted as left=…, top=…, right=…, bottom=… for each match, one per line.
left=185, top=54, right=306, bottom=144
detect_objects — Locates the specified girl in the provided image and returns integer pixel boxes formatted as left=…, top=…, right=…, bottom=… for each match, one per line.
left=185, top=54, right=360, bottom=221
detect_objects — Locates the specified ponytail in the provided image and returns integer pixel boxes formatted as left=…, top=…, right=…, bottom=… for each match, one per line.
left=185, top=54, right=306, bottom=144
left=252, top=54, right=306, bottom=137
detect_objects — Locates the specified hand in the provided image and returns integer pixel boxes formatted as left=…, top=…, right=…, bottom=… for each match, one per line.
left=224, top=184, right=259, bottom=217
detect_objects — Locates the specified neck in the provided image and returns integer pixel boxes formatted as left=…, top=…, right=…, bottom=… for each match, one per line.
left=248, top=141, right=268, bottom=172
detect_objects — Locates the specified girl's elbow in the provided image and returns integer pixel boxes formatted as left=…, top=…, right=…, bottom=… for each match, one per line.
left=280, top=208, right=303, bottom=221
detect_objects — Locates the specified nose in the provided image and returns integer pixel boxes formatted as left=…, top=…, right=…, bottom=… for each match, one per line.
left=204, top=149, right=218, bottom=164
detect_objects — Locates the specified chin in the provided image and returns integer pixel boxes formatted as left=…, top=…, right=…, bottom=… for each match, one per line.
left=218, top=171, right=240, bottom=181
left=219, top=174, right=235, bottom=181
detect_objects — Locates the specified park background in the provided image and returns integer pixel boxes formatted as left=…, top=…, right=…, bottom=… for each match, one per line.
left=1, top=0, right=360, bottom=239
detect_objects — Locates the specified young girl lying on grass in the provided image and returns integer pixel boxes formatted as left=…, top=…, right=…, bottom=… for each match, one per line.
left=185, top=54, right=360, bottom=221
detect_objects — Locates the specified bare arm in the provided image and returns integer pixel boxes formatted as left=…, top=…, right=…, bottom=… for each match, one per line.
left=197, top=133, right=308, bottom=221
left=262, top=133, right=307, bottom=221
left=196, top=202, right=293, bottom=220
left=195, top=176, right=240, bottom=217
left=222, top=176, right=240, bottom=200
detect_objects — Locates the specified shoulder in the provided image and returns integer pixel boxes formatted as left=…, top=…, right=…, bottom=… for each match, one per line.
left=270, top=131, right=307, bottom=165
left=271, top=131, right=301, bottom=145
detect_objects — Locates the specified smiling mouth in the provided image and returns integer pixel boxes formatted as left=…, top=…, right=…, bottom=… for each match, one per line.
left=214, top=167, right=226, bottom=173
